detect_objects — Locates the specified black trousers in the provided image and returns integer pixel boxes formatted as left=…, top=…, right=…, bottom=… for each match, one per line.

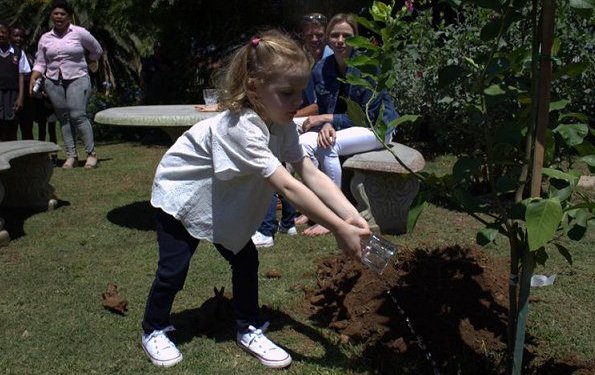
left=142, top=209, right=260, bottom=334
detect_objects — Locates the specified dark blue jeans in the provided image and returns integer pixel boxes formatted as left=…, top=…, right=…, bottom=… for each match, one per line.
left=258, top=193, right=297, bottom=237
left=142, top=209, right=260, bottom=334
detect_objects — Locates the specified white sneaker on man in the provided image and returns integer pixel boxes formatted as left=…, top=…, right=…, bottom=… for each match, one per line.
left=237, top=322, right=292, bottom=368
left=251, top=231, right=274, bottom=248
left=141, top=326, right=183, bottom=367
left=279, top=226, right=298, bottom=236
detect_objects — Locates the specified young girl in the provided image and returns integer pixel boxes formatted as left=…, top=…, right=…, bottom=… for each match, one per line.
left=0, top=22, right=31, bottom=141
left=141, top=30, right=370, bottom=369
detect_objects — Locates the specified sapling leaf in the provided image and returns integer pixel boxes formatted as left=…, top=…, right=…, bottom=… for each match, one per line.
left=353, top=15, right=380, bottom=35
left=374, top=102, right=388, bottom=138
left=548, top=178, right=573, bottom=202
left=371, top=1, right=391, bottom=21
left=525, top=198, right=563, bottom=251
left=407, top=192, right=429, bottom=233
left=388, top=114, right=420, bottom=128
left=348, top=54, right=379, bottom=68
left=542, top=168, right=580, bottom=185
left=345, top=73, right=374, bottom=91
left=477, top=226, right=499, bottom=246
left=345, top=98, right=367, bottom=127
left=346, top=36, right=379, bottom=51
left=554, top=243, right=573, bottom=265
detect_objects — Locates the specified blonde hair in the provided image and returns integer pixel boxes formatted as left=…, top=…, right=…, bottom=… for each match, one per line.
left=216, top=29, right=311, bottom=115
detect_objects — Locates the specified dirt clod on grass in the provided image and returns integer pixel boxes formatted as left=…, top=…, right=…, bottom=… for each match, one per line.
left=101, top=283, right=128, bottom=315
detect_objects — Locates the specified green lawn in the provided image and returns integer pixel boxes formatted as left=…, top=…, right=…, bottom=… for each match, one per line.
left=0, top=141, right=593, bottom=374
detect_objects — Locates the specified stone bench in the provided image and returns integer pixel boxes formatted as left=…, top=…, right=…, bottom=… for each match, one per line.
left=343, top=143, right=425, bottom=235
left=0, top=140, right=61, bottom=246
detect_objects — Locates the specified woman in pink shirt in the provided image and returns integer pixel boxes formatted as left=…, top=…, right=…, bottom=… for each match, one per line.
left=29, top=0, right=103, bottom=169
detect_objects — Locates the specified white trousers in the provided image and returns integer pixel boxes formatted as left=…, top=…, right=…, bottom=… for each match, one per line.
left=300, top=127, right=383, bottom=187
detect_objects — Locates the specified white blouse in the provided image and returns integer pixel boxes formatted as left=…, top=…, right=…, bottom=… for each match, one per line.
left=151, top=109, right=305, bottom=253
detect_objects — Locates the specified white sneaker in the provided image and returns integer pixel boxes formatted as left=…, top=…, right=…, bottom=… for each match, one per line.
left=141, top=326, right=183, bottom=367
left=279, top=226, right=298, bottom=236
left=251, top=231, right=274, bottom=248
left=237, top=322, right=292, bottom=368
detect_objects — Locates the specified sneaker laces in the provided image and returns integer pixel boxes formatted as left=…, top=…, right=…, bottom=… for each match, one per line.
left=145, top=326, right=177, bottom=351
left=244, top=322, right=273, bottom=347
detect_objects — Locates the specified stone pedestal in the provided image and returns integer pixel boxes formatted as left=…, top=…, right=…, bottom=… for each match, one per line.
left=0, top=153, right=57, bottom=210
left=0, top=141, right=61, bottom=247
left=343, top=143, right=425, bottom=235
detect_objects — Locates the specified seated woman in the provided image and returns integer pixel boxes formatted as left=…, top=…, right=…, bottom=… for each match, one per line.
left=299, top=13, right=398, bottom=236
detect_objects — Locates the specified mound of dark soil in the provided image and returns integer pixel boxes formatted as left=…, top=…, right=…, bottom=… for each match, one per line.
left=304, top=245, right=594, bottom=374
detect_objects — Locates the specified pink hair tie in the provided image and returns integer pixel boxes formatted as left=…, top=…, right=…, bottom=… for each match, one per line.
left=251, top=37, right=260, bottom=47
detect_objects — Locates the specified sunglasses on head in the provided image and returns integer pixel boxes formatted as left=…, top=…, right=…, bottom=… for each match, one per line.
left=303, top=14, right=327, bottom=24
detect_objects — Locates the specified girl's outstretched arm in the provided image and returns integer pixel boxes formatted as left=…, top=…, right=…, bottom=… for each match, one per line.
left=267, top=161, right=369, bottom=257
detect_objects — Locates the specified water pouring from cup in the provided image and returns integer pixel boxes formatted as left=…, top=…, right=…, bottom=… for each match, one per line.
left=360, top=233, right=397, bottom=275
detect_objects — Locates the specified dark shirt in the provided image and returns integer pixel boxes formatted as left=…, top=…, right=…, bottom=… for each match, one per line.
left=310, top=52, right=399, bottom=141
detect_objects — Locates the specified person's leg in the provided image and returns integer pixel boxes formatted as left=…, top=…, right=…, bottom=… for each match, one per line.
left=0, top=90, right=18, bottom=141
left=257, top=195, right=279, bottom=237
left=3, top=119, right=18, bottom=141
left=44, top=79, right=77, bottom=159
left=213, top=241, right=260, bottom=333
left=217, top=240, right=292, bottom=368
left=48, top=119, right=58, bottom=144
left=18, top=96, right=34, bottom=140
left=19, top=119, right=34, bottom=139
left=318, top=127, right=383, bottom=187
left=304, top=128, right=382, bottom=237
left=279, top=195, right=297, bottom=230
left=37, top=118, right=47, bottom=141
left=299, top=131, right=320, bottom=168
left=142, top=209, right=199, bottom=333
left=0, top=120, right=7, bottom=141
left=65, top=75, right=96, bottom=160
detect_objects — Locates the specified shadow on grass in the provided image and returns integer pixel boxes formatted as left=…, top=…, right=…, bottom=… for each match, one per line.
left=0, top=199, right=70, bottom=240
left=107, top=200, right=156, bottom=231
left=169, top=291, right=369, bottom=372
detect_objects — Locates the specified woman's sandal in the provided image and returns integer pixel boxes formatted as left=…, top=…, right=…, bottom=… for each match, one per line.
left=62, top=157, right=77, bottom=169
left=84, top=153, right=98, bottom=169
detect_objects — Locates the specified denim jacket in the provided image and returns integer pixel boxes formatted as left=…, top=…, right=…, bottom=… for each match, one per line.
left=311, top=53, right=399, bottom=141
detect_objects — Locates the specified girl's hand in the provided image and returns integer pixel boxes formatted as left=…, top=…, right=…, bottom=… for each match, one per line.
left=317, top=123, right=336, bottom=148
left=334, top=221, right=370, bottom=259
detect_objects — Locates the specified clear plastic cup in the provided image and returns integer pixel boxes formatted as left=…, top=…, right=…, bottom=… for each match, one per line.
left=360, top=233, right=397, bottom=275
left=203, top=88, right=218, bottom=104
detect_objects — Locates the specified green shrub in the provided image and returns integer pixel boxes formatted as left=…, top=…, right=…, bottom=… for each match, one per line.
left=388, top=2, right=594, bottom=154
